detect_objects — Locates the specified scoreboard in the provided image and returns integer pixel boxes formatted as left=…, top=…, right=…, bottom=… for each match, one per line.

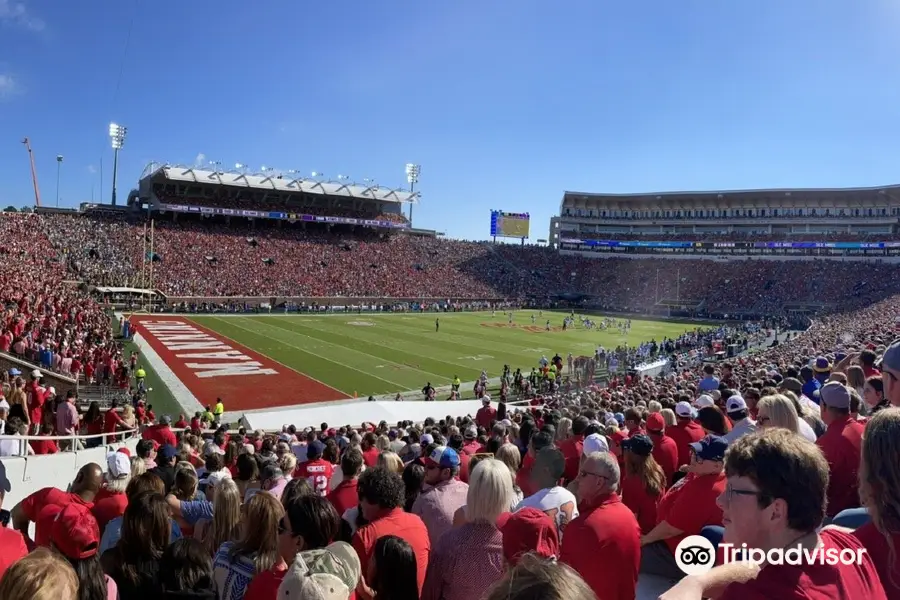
left=490, top=210, right=530, bottom=239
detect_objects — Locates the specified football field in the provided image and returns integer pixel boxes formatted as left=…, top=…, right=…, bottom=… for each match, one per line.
left=186, top=310, right=695, bottom=397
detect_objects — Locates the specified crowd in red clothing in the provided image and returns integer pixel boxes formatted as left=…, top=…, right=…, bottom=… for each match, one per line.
left=34, top=212, right=900, bottom=320
left=4, top=290, right=900, bottom=598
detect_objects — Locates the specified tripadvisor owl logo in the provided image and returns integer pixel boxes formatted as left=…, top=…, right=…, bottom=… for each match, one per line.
left=675, top=534, right=868, bottom=576
left=675, top=536, right=717, bottom=575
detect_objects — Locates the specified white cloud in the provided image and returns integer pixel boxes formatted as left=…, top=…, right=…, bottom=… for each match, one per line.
left=87, top=165, right=97, bottom=174
left=0, top=0, right=44, bottom=31
left=0, top=74, right=18, bottom=98
left=194, top=153, right=206, bottom=167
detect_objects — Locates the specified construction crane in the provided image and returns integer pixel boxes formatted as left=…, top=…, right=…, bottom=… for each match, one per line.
left=21, top=137, right=42, bottom=207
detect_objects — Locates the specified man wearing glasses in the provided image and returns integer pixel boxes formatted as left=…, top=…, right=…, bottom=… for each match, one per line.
left=560, top=451, right=640, bottom=600
left=639, top=435, right=728, bottom=580
left=661, top=429, right=884, bottom=600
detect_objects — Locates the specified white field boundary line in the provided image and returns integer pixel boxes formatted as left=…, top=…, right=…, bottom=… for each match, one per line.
left=204, top=316, right=415, bottom=391
left=179, top=316, right=349, bottom=397
left=227, top=376, right=507, bottom=419
left=257, top=316, right=498, bottom=378
left=130, top=332, right=205, bottom=416
left=133, top=309, right=569, bottom=319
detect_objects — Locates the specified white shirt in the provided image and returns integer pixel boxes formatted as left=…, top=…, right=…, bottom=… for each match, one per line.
left=515, top=486, right=579, bottom=537
left=798, top=418, right=817, bottom=442
left=723, top=418, right=757, bottom=444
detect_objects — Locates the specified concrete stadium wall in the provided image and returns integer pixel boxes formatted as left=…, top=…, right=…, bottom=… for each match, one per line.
left=0, top=436, right=141, bottom=514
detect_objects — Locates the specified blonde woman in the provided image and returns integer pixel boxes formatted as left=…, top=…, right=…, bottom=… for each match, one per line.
left=660, top=408, right=677, bottom=427
left=121, top=405, right=137, bottom=430
left=130, top=456, right=147, bottom=477
left=422, top=459, right=514, bottom=600
left=495, top=443, right=524, bottom=507
left=278, top=451, right=297, bottom=478
left=376, top=434, right=391, bottom=452
left=556, top=418, right=572, bottom=442
left=0, top=547, right=78, bottom=600
left=196, top=477, right=242, bottom=557
left=213, top=491, right=283, bottom=600
left=484, top=553, right=597, bottom=600
left=648, top=400, right=663, bottom=414
left=756, top=394, right=816, bottom=442
left=376, top=451, right=404, bottom=474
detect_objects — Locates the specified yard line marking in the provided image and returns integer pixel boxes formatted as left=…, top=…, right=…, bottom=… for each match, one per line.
left=284, top=316, right=529, bottom=370
left=256, top=317, right=464, bottom=381
left=206, top=316, right=422, bottom=390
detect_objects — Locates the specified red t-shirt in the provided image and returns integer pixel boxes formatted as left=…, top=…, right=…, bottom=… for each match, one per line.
left=656, top=471, right=726, bottom=555
left=20, top=487, right=93, bottom=547
left=666, top=420, right=707, bottom=467
left=458, top=451, right=471, bottom=483
left=294, top=459, right=335, bottom=497
left=143, top=424, right=177, bottom=448
left=91, top=489, right=128, bottom=533
left=853, top=522, right=900, bottom=598
left=476, top=406, right=497, bottom=429
left=174, top=418, right=188, bottom=429
left=722, top=529, right=887, bottom=599
left=0, top=527, right=27, bottom=578
left=649, top=432, right=679, bottom=485
left=558, top=435, right=585, bottom=483
left=516, top=454, right=537, bottom=498
left=816, top=416, right=864, bottom=517
left=352, top=508, right=431, bottom=594
left=26, top=382, right=46, bottom=426
left=85, top=415, right=104, bottom=437
left=560, top=493, right=640, bottom=600
left=327, top=479, right=359, bottom=517
left=361, top=447, right=380, bottom=468
left=30, top=437, right=59, bottom=455
left=244, top=563, right=288, bottom=600
left=104, top=409, right=124, bottom=434
left=620, top=474, right=664, bottom=535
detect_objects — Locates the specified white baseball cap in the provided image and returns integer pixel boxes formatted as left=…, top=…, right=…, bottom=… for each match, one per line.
left=583, top=433, right=610, bottom=455
left=694, top=395, right=715, bottom=409
left=726, top=396, right=748, bottom=414
left=107, top=451, right=131, bottom=479
left=675, top=401, right=696, bottom=418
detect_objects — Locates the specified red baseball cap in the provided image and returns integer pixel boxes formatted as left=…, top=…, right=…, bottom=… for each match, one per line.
left=498, top=508, right=559, bottom=565
left=646, top=413, right=666, bottom=433
left=50, top=503, right=101, bottom=560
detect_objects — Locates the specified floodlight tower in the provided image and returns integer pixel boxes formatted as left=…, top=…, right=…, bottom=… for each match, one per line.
left=405, top=163, right=420, bottom=226
left=55, top=155, right=63, bottom=207
left=109, top=123, right=127, bottom=206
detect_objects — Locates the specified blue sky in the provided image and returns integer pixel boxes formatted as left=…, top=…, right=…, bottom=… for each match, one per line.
left=1, top=0, right=899, bottom=240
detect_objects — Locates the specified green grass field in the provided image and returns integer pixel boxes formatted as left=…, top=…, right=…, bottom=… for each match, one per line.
left=182, top=311, right=699, bottom=398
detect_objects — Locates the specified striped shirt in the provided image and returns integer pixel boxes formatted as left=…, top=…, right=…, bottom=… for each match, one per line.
left=421, top=522, right=504, bottom=600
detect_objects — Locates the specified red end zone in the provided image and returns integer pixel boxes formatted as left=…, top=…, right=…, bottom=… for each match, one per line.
left=130, top=316, right=346, bottom=412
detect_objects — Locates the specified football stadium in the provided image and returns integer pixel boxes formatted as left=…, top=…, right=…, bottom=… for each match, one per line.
left=3, top=5, right=900, bottom=600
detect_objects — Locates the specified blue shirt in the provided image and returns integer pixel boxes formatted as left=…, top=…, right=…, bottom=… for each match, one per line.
left=180, top=499, right=214, bottom=525
left=698, top=376, right=720, bottom=392
left=99, top=517, right=182, bottom=554
left=802, top=379, right=821, bottom=404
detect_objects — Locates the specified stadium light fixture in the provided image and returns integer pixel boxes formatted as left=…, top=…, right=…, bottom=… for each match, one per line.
left=108, top=123, right=127, bottom=206
left=405, top=163, right=420, bottom=226
left=55, top=155, right=63, bottom=208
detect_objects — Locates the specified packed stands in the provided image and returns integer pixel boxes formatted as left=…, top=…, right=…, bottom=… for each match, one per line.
left=34, top=212, right=900, bottom=320
left=3, top=253, right=900, bottom=598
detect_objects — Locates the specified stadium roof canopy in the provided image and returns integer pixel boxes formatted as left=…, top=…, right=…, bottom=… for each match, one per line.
left=562, top=183, right=900, bottom=206
left=140, top=164, right=418, bottom=204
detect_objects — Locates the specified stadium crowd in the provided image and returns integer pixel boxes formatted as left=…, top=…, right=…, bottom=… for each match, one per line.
left=2, top=265, right=900, bottom=598
left=34, top=213, right=900, bottom=319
